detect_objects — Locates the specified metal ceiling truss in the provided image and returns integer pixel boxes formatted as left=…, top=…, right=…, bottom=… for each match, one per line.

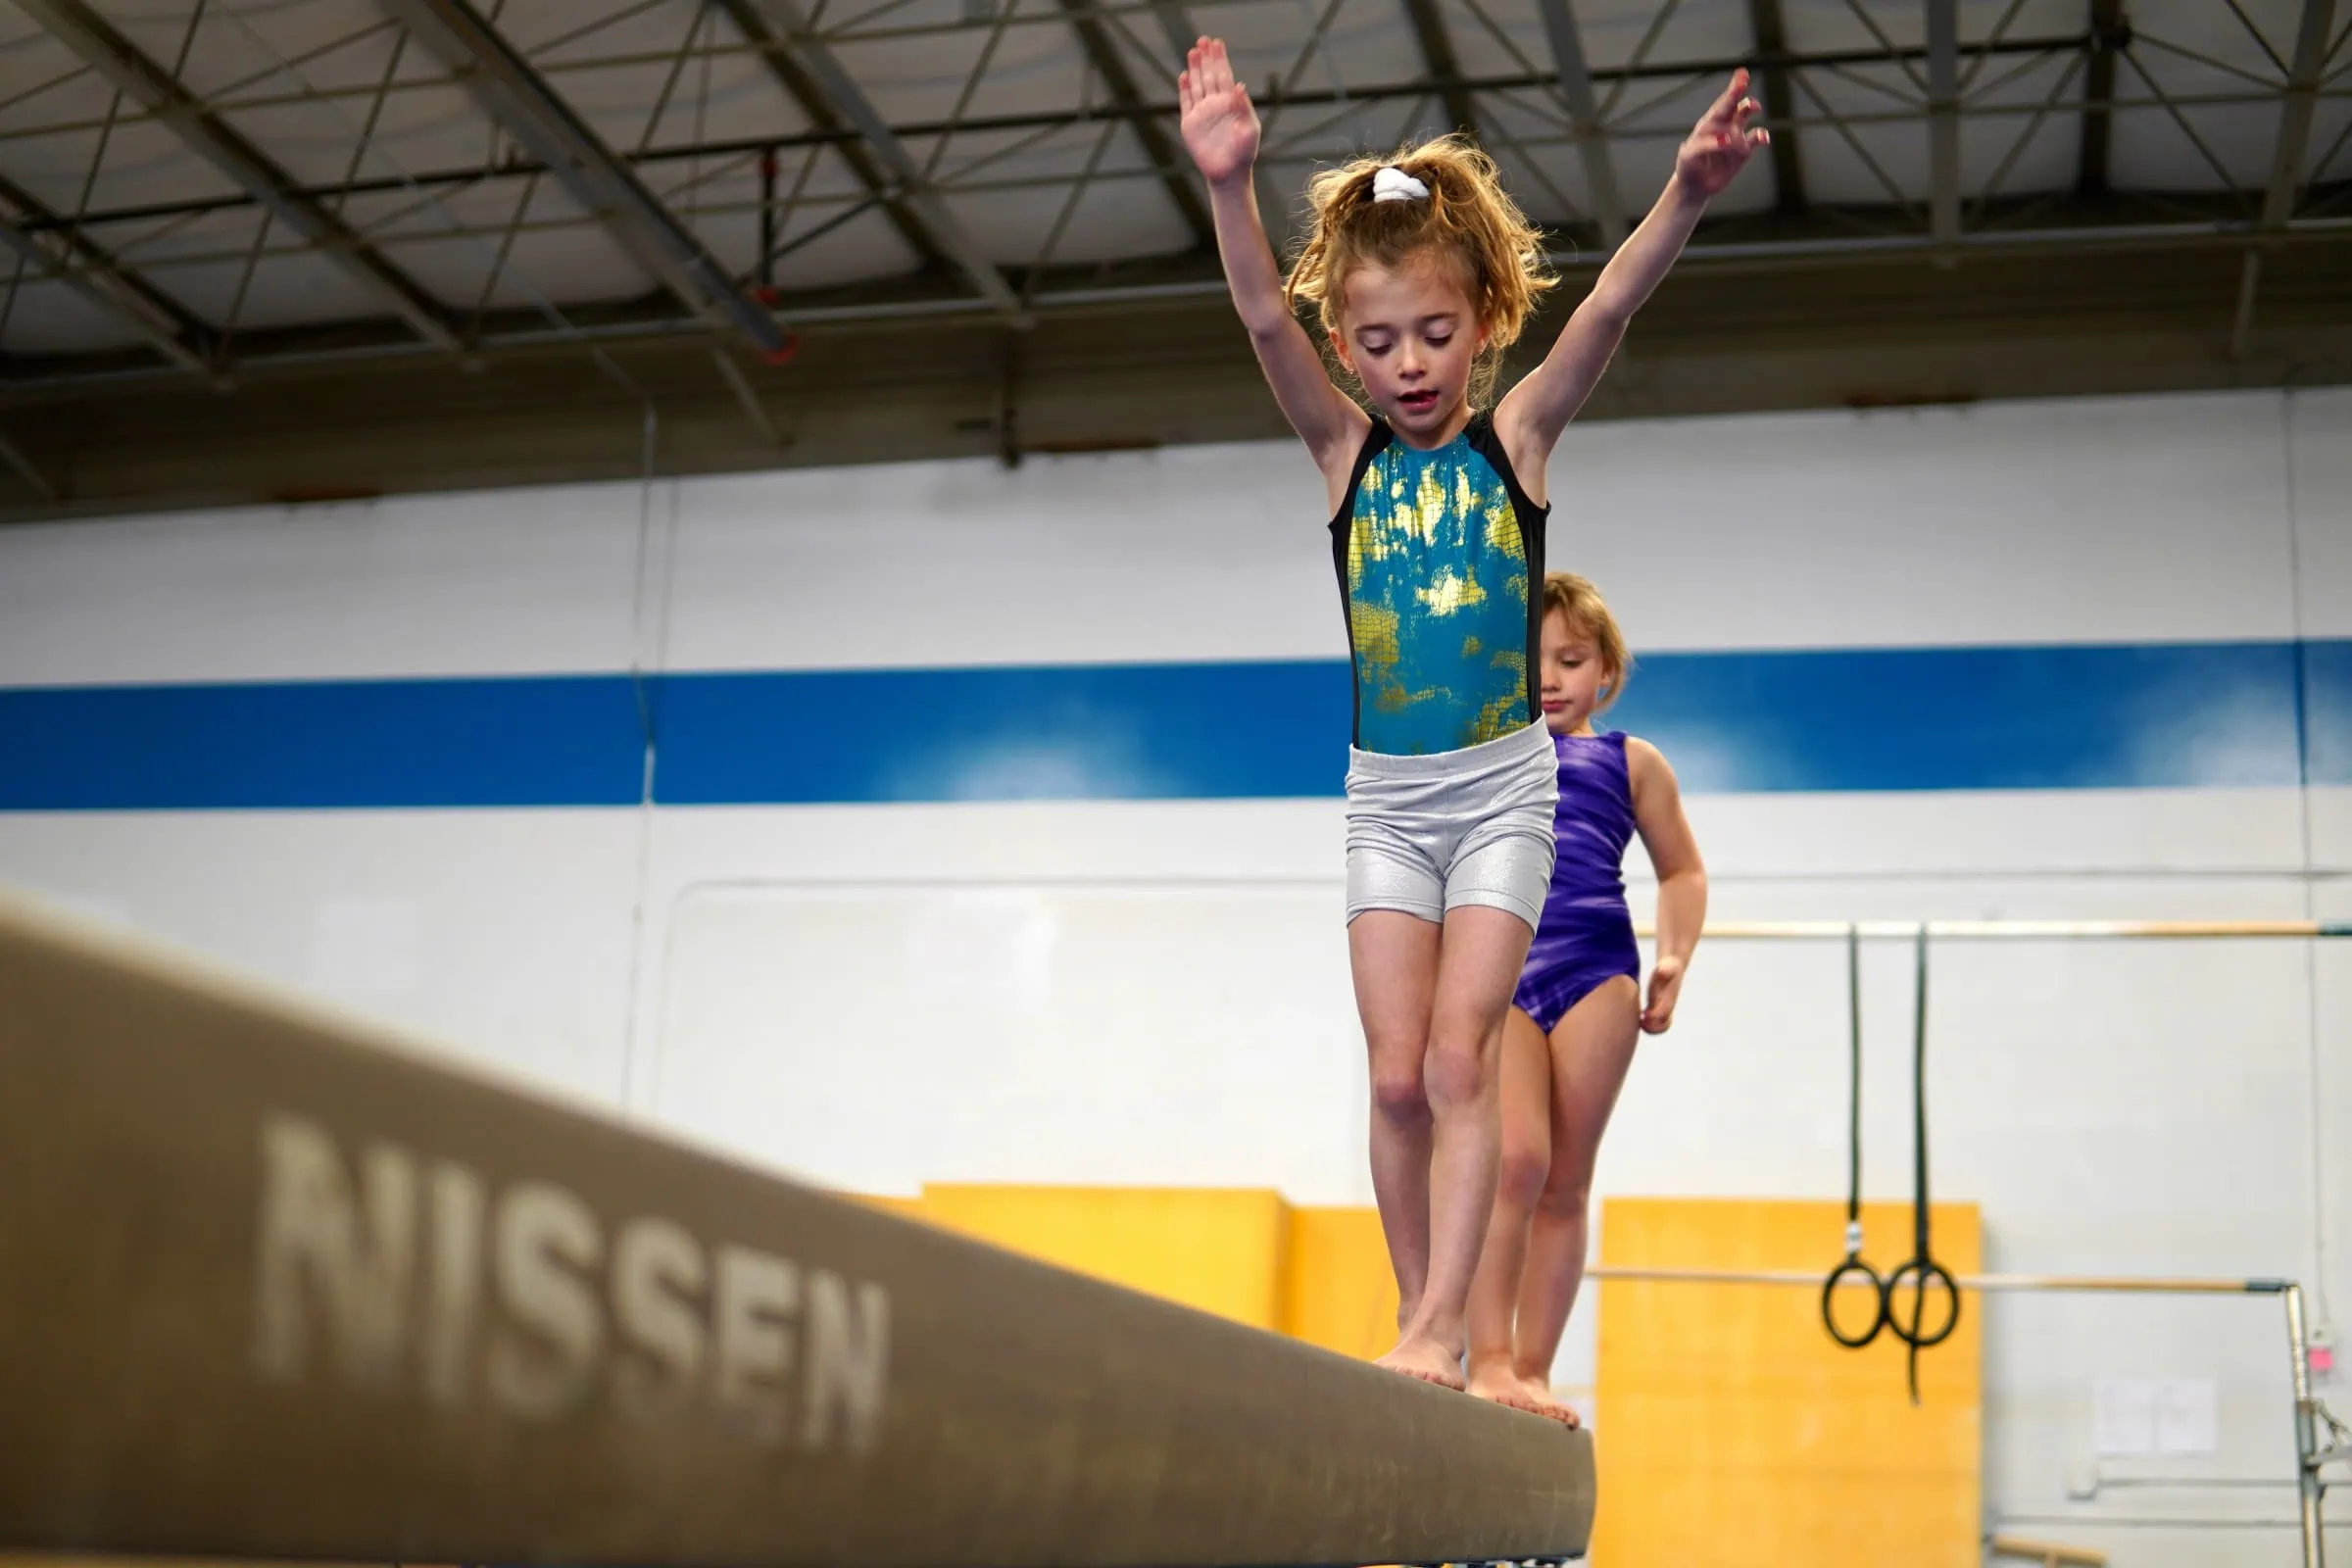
left=0, top=172, right=214, bottom=374
left=2078, top=0, right=2129, bottom=195
left=0, top=23, right=2195, bottom=165
left=16, top=73, right=2352, bottom=237
left=14, top=0, right=462, bottom=353
left=2232, top=0, right=2341, bottom=354
left=12, top=181, right=2349, bottom=394
left=1052, top=0, right=1213, bottom=245
left=1743, top=0, right=1805, bottom=214
left=1533, top=0, right=1625, bottom=248
left=1397, top=0, right=1482, bottom=141
left=709, top=0, right=955, bottom=278
left=1926, top=0, right=1960, bottom=248
left=724, top=0, right=1026, bottom=319
left=377, top=0, right=795, bottom=358
left=2, top=2, right=2349, bottom=393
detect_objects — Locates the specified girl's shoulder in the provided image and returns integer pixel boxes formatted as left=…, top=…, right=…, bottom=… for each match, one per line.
left=1618, top=733, right=1680, bottom=789
left=1325, top=416, right=1396, bottom=525
left=1462, top=411, right=1548, bottom=516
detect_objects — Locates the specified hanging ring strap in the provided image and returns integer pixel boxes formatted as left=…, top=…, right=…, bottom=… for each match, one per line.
left=1822, top=923, right=1888, bottom=1348
left=1885, top=925, right=1961, bottom=1401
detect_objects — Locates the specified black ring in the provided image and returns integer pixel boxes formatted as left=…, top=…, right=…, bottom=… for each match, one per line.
left=1820, top=1255, right=1888, bottom=1348
left=1882, top=1257, right=1962, bottom=1349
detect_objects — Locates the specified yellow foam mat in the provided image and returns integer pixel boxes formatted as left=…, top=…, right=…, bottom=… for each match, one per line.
left=1595, top=1196, right=1983, bottom=1567
left=918, top=1183, right=1293, bottom=1331
left=1284, top=1204, right=1401, bottom=1359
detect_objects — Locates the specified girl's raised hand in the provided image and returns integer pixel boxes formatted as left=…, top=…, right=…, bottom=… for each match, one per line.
left=1178, top=36, right=1259, bottom=188
left=1674, top=68, right=1768, bottom=199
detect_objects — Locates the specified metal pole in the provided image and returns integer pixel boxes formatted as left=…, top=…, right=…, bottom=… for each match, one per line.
left=1637, top=918, right=2352, bottom=941
left=1587, top=1264, right=2290, bottom=1295
left=2288, top=1282, right=2326, bottom=1568
left=759, top=150, right=778, bottom=293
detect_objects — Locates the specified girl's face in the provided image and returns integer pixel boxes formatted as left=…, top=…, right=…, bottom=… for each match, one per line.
left=1333, top=255, right=1486, bottom=445
left=1538, top=607, right=1612, bottom=735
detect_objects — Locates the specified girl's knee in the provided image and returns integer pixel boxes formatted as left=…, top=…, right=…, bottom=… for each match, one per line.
left=1536, top=1172, right=1592, bottom=1223
left=1370, top=1059, right=1431, bottom=1124
left=1496, top=1138, right=1548, bottom=1209
left=1422, top=1032, right=1494, bottom=1110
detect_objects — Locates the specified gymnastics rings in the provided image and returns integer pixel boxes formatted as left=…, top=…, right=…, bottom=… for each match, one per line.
left=1821, top=926, right=1889, bottom=1348
left=1821, top=1245, right=1889, bottom=1349
left=1885, top=1256, right=1962, bottom=1359
left=1819, top=925, right=1962, bottom=1400
left=1885, top=926, right=1961, bottom=1399
left=1815, top=1241, right=1890, bottom=1353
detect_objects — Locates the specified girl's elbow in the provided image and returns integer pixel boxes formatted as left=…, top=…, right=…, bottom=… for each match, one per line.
left=1577, top=284, right=1639, bottom=337
left=1593, top=298, right=1638, bottom=338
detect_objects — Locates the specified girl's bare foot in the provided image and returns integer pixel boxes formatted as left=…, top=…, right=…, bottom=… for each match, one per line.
left=1376, top=1332, right=1466, bottom=1391
left=1523, top=1378, right=1581, bottom=1427
left=1466, top=1357, right=1546, bottom=1414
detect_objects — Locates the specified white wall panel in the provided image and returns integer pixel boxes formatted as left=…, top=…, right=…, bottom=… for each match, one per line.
left=2291, top=386, right=2352, bottom=639
left=0, top=483, right=657, bottom=684
left=665, top=445, right=1335, bottom=672
left=1688, top=786, right=2312, bottom=878
left=0, top=810, right=643, bottom=1103
left=4, top=388, right=2335, bottom=690
left=655, top=387, right=2339, bottom=680
left=654, top=882, right=1366, bottom=1199
left=1556, top=391, right=2303, bottom=652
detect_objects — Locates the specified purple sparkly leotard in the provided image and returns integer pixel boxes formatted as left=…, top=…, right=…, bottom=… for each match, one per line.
left=1511, top=729, right=1642, bottom=1033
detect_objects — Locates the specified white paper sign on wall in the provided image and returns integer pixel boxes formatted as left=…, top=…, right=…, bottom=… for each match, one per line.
left=2093, top=1378, right=2156, bottom=1455
left=2156, top=1377, right=2219, bottom=1454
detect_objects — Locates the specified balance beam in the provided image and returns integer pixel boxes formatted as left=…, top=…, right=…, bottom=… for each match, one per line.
left=0, top=891, right=1594, bottom=1567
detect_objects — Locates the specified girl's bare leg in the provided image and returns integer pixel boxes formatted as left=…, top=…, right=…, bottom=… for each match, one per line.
left=1511, top=974, right=1642, bottom=1412
left=1465, top=1005, right=1554, bottom=1411
left=1376, top=904, right=1533, bottom=1387
left=1349, top=909, right=1443, bottom=1361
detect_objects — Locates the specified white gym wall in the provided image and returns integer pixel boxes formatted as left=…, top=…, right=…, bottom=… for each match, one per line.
left=2, top=382, right=2345, bottom=1563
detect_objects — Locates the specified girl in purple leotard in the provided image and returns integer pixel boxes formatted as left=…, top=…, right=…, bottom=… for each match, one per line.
left=1463, top=572, right=1707, bottom=1423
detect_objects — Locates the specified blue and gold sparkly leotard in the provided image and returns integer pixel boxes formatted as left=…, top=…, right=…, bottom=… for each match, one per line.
left=1329, top=413, right=1549, bottom=757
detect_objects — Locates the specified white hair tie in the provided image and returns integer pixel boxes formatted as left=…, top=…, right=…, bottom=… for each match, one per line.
left=1371, top=166, right=1430, bottom=203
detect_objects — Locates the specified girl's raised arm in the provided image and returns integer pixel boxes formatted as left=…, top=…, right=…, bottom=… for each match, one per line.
left=1496, top=72, right=1766, bottom=477
left=1180, top=38, right=1368, bottom=484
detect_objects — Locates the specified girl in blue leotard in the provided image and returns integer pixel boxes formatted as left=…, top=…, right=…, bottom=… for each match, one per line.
left=1465, top=572, right=1707, bottom=1422
left=1178, top=34, right=1760, bottom=1393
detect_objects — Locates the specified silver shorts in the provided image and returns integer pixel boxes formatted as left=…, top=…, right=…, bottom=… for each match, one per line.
left=1344, top=719, right=1559, bottom=931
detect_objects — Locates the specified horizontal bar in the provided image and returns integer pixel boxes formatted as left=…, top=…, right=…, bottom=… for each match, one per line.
left=1592, top=1265, right=2291, bottom=1295
left=0, top=890, right=1592, bottom=1566
left=1637, top=919, right=2352, bottom=941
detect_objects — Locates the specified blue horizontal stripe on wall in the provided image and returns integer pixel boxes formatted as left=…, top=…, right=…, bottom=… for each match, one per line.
left=0, top=676, right=648, bottom=809
left=1619, top=641, right=2311, bottom=794
left=0, top=640, right=2342, bottom=809
left=2302, top=639, right=2352, bottom=790
left=651, top=661, right=1352, bottom=804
